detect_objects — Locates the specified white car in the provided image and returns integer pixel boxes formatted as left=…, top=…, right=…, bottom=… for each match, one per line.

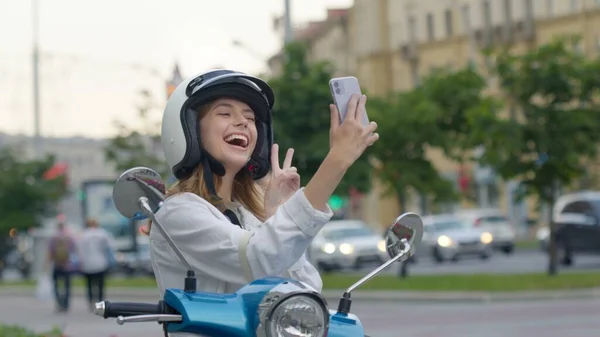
left=455, top=209, right=516, bottom=254
left=308, top=220, right=388, bottom=273
left=422, top=214, right=494, bottom=263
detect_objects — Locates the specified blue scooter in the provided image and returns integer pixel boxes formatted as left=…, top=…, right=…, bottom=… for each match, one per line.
left=95, top=167, right=424, bottom=337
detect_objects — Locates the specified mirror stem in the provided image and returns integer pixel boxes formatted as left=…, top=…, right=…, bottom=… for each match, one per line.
left=337, top=239, right=411, bottom=315
left=139, top=197, right=197, bottom=293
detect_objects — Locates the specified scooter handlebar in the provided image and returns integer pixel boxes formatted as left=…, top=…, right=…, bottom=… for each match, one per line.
left=94, top=300, right=177, bottom=319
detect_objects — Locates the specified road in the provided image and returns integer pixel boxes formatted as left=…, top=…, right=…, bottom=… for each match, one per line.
left=343, top=249, right=600, bottom=277
left=1, top=294, right=599, bottom=337
left=2, top=250, right=599, bottom=282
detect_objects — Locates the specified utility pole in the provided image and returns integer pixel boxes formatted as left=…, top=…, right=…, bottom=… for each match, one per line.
left=32, top=0, right=42, bottom=157
left=283, top=0, right=293, bottom=44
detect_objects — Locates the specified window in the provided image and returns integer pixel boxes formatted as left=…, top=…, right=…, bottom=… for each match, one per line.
left=482, top=0, right=492, bottom=28
left=444, top=10, right=453, bottom=36
left=426, top=13, right=435, bottom=41
left=547, top=0, right=554, bottom=17
left=503, top=0, right=512, bottom=25
left=408, top=15, right=417, bottom=41
left=524, top=0, right=534, bottom=19
left=461, top=5, right=471, bottom=35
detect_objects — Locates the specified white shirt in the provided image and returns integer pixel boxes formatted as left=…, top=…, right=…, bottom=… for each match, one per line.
left=77, top=227, right=115, bottom=274
left=149, top=188, right=332, bottom=298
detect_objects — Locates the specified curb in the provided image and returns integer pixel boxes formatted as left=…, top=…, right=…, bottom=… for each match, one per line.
left=1, top=286, right=599, bottom=303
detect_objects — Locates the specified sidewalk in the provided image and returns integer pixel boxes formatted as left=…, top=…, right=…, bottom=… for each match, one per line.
left=2, top=286, right=600, bottom=303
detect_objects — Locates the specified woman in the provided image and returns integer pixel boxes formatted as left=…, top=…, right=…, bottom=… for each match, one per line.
left=77, top=219, right=115, bottom=311
left=150, top=69, right=378, bottom=296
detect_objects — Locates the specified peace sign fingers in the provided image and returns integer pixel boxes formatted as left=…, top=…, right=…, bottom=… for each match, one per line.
left=282, top=148, right=294, bottom=170
left=270, top=143, right=281, bottom=173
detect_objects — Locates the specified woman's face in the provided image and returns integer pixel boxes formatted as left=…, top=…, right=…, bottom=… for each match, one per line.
left=199, top=98, right=258, bottom=173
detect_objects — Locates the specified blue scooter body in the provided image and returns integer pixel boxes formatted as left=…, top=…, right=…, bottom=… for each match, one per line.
left=163, top=277, right=364, bottom=337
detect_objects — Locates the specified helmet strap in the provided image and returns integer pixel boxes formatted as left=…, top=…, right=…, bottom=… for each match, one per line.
left=202, top=156, right=242, bottom=228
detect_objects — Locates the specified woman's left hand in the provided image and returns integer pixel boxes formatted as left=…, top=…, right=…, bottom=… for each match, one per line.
left=264, top=144, right=301, bottom=218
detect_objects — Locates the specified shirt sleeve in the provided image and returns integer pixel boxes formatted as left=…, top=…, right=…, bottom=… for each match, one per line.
left=155, top=188, right=332, bottom=286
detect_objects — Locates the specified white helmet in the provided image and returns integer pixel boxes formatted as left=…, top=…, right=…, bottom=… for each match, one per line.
left=161, top=69, right=275, bottom=183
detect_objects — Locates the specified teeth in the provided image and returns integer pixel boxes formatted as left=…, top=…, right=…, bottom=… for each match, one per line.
left=225, top=134, right=248, bottom=147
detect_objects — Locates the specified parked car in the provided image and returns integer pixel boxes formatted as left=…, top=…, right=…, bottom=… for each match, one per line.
left=308, top=220, right=387, bottom=273
left=115, top=238, right=153, bottom=276
left=422, top=214, right=493, bottom=263
left=550, top=191, right=600, bottom=266
left=536, top=226, right=550, bottom=251
left=455, top=209, right=516, bottom=254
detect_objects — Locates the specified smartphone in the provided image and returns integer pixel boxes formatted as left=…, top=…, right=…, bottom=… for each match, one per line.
left=329, top=76, right=370, bottom=126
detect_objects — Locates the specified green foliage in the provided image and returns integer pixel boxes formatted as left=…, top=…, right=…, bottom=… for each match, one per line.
left=104, top=89, right=170, bottom=178
left=470, top=35, right=600, bottom=202
left=0, top=324, right=63, bottom=337
left=369, top=65, right=495, bottom=209
left=369, top=93, right=457, bottom=209
left=418, top=66, right=499, bottom=160
left=268, top=42, right=372, bottom=194
left=469, top=35, right=600, bottom=275
left=0, top=147, right=68, bottom=234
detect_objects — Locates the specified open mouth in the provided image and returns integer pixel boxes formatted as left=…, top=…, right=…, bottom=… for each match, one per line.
left=224, top=134, right=249, bottom=149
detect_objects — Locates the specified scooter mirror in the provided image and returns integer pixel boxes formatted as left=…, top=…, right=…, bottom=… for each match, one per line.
left=113, top=167, right=166, bottom=220
left=385, top=212, right=423, bottom=260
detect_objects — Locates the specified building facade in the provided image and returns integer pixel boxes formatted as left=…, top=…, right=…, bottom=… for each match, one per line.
left=268, top=0, right=600, bottom=231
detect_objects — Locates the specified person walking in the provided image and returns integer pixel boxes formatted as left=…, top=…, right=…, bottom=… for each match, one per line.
left=77, top=219, right=116, bottom=311
left=47, top=222, right=77, bottom=313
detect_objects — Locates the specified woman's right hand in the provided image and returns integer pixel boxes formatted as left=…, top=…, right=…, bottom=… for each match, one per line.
left=328, top=94, right=379, bottom=168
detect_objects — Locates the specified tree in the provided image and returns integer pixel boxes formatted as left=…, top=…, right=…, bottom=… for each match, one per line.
left=104, top=89, right=170, bottom=178
left=369, top=93, right=457, bottom=214
left=467, top=36, right=600, bottom=275
left=268, top=42, right=373, bottom=195
left=0, top=147, right=68, bottom=254
left=370, top=66, right=493, bottom=213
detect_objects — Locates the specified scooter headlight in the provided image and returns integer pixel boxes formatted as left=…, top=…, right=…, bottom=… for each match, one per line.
left=256, top=281, right=329, bottom=337
left=266, top=295, right=327, bottom=337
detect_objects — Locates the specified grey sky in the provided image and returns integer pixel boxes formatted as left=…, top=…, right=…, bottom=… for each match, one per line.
left=0, top=0, right=352, bottom=138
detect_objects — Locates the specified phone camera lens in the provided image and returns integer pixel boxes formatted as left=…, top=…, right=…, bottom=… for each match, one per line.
left=333, top=82, right=339, bottom=88
left=335, top=88, right=341, bottom=94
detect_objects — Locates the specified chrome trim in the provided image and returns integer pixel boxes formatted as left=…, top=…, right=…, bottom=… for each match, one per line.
left=255, top=280, right=330, bottom=337
left=188, top=73, right=269, bottom=104
left=94, top=301, right=106, bottom=317
left=116, top=314, right=183, bottom=325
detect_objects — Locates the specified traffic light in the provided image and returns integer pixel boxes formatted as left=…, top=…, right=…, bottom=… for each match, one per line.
left=328, top=195, right=346, bottom=210
left=76, top=189, right=86, bottom=201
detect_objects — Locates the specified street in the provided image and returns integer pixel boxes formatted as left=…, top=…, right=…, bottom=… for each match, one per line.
left=3, top=249, right=599, bottom=282
left=1, top=293, right=599, bottom=337
left=350, top=249, right=600, bottom=276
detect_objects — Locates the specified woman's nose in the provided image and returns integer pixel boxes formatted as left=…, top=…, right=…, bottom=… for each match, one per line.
left=233, top=114, right=249, bottom=127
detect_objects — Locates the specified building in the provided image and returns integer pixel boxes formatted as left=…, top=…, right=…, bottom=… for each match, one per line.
left=267, top=0, right=600, bottom=232
left=268, top=8, right=355, bottom=77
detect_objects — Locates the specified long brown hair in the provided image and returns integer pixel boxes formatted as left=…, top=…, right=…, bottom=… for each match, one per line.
left=143, top=101, right=266, bottom=235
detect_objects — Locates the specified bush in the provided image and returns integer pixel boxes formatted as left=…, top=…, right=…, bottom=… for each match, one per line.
left=0, top=325, right=63, bottom=337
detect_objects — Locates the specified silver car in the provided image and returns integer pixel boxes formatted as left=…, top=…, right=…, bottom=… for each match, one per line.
left=422, top=215, right=494, bottom=263
left=308, top=220, right=388, bottom=272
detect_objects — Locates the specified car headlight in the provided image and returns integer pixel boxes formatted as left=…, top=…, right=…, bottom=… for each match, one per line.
left=437, top=235, right=453, bottom=247
left=377, top=240, right=386, bottom=253
left=480, top=232, right=493, bottom=244
left=339, top=243, right=354, bottom=255
left=256, top=281, right=329, bottom=337
left=321, top=243, right=336, bottom=254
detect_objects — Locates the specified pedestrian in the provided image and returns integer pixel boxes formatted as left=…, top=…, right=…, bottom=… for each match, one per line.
left=77, top=218, right=116, bottom=311
left=47, top=222, right=77, bottom=313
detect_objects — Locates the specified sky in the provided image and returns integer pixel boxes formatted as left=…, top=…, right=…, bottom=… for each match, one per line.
left=0, top=0, right=353, bottom=139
